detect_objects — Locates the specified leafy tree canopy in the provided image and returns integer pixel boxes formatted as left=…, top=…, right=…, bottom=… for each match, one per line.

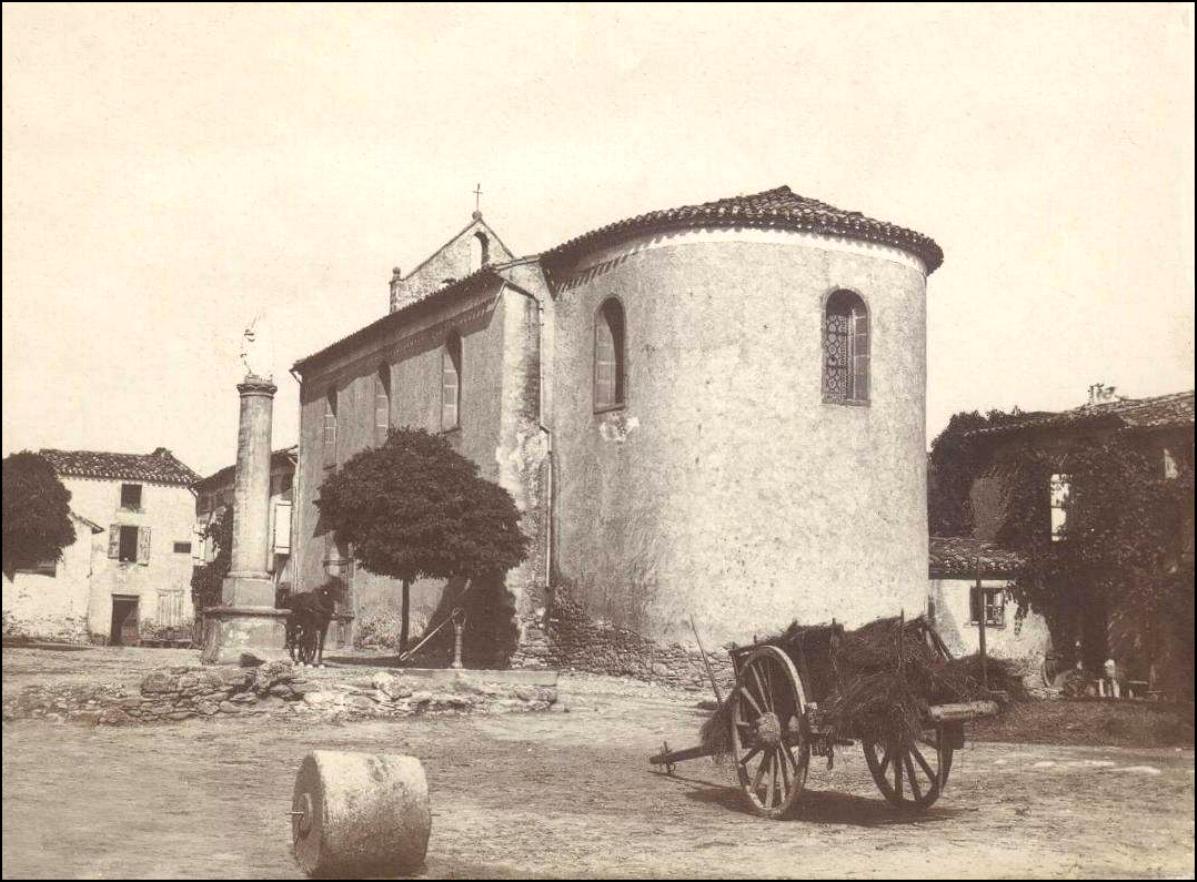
left=997, top=435, right=1193, bottom=635
left=927, top=408, right=1024, bottom=536
left=2, top=452, right=75, bottom=578
left=316, top=429, right=529, bottom=584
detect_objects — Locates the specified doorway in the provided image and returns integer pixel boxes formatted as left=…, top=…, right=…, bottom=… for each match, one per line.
left=110, top=595, right=140, bottom=646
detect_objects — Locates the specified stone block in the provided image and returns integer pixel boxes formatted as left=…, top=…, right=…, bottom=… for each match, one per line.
left=141, top=671, right=180, bottom=695
left=97, top=707, right=135, bottom=726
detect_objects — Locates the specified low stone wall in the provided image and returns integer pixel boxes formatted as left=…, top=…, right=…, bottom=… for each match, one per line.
left=512, top=591, right=735, bottom=691
left=1, top=609, right=90, bottom=646
left=2, top=662, right=557, bottom=725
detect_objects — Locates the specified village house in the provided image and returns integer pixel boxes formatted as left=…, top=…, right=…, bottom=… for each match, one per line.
left=193, top=445, right=297, bottom=584
left=927, top=535, right=1051, bottom=678
left=964, top=387, right=1195, bottom=696
left=1, top=448, right=199, bottom=645
left=290, top=186, right=944, bottom=680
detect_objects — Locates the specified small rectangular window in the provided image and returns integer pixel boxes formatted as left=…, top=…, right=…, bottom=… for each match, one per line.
left=120, top=483, right=143, bottom=510
left=119, top=526, right=140, bottom=562
left=969, top=586, right=1005, bottom=627
left=173, top=541, right=192, bottom=554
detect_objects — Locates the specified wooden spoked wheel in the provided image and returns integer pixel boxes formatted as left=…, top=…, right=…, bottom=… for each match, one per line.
left=862, top=726, right=954, bottom=810
left=729, top=646, right=811, bottom=819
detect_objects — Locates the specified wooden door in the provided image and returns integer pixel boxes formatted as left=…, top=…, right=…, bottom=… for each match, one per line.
left=110, top=596, right=140, bottom=646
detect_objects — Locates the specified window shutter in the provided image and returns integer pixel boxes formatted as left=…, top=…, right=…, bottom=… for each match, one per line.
left=137, top=526, right=152, bottom=565
left=851, top=308, right=869, bottom=401
left=108, top=525, right=121, bottom=559
left=969, top=586, right=980, bottom=623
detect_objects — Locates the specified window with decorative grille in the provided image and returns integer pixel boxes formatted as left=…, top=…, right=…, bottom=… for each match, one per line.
left=594, top=298, right=626, bottom=411
left=442, top=334, right=462, bottom=431
left=823, top=290, right=869, bottom=404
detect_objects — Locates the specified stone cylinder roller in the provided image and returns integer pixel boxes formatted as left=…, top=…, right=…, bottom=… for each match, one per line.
left=291, top=751, right=431, bottom=877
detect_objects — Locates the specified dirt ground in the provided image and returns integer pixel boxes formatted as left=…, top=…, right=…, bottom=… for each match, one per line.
left=2, top=648, right=1194, bottom=879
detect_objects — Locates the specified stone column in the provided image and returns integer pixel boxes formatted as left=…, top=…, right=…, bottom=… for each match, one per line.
left=201, top=374, right=290, bottom=664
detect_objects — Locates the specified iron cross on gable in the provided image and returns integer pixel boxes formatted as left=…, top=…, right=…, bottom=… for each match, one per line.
left=473, top=183, right=482, bottom=213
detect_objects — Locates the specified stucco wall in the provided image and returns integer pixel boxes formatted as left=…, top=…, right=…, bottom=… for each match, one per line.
left=295, top=276, right=547, bottom=653
left=1, top=520, right=100, bottom=642
left=59, top=477, right=197, bottom=639
left=390, top=218, right=515, bottom=311
left=548, top=227, right=930, bottom=650
left=928, top=577, right=1051, bottom=661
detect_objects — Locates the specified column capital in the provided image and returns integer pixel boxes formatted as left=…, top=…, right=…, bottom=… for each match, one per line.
left=237, top=375, right=278, bottom=397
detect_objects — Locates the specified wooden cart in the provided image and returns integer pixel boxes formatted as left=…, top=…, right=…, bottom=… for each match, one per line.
left=649, top=619, right=999, bottom=818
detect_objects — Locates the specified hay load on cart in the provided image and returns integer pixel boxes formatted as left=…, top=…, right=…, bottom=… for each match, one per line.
left=650, top=614, right=1012, bottom=818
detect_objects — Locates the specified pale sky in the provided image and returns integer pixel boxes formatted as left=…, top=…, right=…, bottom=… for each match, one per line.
left=3, top=3, right=1193, bottom=476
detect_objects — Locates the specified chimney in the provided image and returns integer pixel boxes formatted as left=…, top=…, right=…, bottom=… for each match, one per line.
left=1087, top=383, right=1121, bottom=406
left=388, top=267, right=403, bottom=314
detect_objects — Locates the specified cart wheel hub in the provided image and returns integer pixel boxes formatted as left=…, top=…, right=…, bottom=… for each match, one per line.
left=753, top=712, right=782, bottom=746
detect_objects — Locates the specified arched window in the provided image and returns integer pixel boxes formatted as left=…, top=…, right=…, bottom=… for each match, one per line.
left=823, top=290, right=869, bottom=404
left=322, top=390, right=338, bottom=468
left=470, top=232, right=489, bottom=271
left=374, top=366, right=390, bottom=446
left=594, top=298, right=626, bottom=411
left=442, top=333, right=462, bottom=430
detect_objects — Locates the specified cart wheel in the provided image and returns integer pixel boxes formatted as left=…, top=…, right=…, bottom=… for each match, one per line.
left=862, top=726, right=954, bottom=810
left=729, top=645, right=811, bottom=819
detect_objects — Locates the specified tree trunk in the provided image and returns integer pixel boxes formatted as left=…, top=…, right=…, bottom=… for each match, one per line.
left=400, top=579, right=410, bottom=653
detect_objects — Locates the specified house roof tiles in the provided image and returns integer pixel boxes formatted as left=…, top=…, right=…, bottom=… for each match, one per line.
left=929, top=536, right=1024, bottom=579
left=39, top=447, right=199, bottom=486
left=965, top=391, right=1194, bottom=439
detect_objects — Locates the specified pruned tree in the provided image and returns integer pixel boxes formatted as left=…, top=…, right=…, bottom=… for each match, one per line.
left=2, top=452, right=75, bottom=580
left=315, top=428, right=529, bottom=653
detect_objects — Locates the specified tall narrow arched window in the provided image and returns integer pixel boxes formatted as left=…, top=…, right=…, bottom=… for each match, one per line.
left=442, top=333, right=462, bottom=431
left=470, top=232, right=489, bottom=271
left=322, top=390, right=338, bottom=468
left=374, top=366, right=390, bottom=446
left=823, top=290, right=869, bottom=404
left=594, top=298, right=626, bottom=411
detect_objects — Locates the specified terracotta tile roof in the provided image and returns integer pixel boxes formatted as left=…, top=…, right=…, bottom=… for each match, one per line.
left=292, top=264, right=506, bottom=374
left=194, top=446, right=297, bottom=491
left=965, top=391, right=1194, bottom=439
left=39, top=447, right=199, bottom=486
left=542, top=185, right=944, bottom=273
left=930, top=536, right=1024, bottom=579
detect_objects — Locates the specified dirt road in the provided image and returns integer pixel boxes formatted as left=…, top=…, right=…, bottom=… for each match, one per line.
left=3, top=668, right=1193, bottom=879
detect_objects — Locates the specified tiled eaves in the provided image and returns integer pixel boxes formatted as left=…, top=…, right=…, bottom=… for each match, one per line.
left=540, top=185, right=944, bottom=275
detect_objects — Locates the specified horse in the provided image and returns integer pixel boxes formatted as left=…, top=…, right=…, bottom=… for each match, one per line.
left=281, top=582, right=343, bottom=666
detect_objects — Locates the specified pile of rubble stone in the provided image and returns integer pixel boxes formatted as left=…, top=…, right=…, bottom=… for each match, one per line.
left=1, top=662, right=556, bottom=726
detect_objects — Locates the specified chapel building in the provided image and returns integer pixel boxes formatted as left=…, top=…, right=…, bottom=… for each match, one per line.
left=291, top=187, right=943, bottom=678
